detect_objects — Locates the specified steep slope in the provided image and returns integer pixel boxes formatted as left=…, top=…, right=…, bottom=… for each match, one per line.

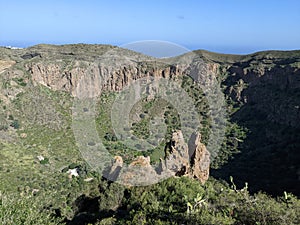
left=210, top=50, right=300, bottom=196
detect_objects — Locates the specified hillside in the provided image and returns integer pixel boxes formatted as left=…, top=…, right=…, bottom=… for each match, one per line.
left=0, top=44, right=299, bottom=224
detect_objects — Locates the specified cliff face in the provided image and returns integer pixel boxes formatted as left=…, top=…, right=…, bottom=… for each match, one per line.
left=26, top=61, right=185, bottom=97
left=212, top=52, right=300, bottom=195
left=223, top=57, right=300, bottom=128
left=25, top=58, right=220, bottom=99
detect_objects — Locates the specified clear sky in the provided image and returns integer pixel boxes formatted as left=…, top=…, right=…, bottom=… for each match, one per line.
left=0, top=0, right=299, bottom=54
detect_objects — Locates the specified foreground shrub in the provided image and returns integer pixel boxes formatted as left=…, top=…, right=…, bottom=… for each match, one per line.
left=0, top=192, right=60, bottom=225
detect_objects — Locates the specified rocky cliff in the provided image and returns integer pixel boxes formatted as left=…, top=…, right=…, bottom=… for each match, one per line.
left=209, top=50, right=300, bottom=195
left=24, top=54, right=220, bottom=100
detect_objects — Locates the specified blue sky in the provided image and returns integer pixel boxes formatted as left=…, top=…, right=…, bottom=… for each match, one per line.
left=0, top=0, right=299, bottom=54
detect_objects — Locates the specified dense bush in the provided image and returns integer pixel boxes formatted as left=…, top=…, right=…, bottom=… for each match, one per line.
left=0, top=174, right=299, bottom=225
left=0, top=192, right=60, bottom=225
left=116, top=177, right=300, bottom=225
left=66, top=177, right=300, bottom=224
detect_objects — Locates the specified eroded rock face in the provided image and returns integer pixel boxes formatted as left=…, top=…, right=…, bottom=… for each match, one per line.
left=106, top=130, right=210, bottom=186
left=24, top=50, right=219, bottom=100
left=106, top=156, right=123, bottom=181
left=119, top=156, right=160, bottom=186
left=188, top=132, right=210, bottom=183
left=225, top=60, right=300, bottom=128
left=27, top=62, right=184, bottom=98
left=164, top=130, right=190, bottom=175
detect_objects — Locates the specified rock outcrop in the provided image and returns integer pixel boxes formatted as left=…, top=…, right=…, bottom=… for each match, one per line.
left=106, top=130, right=210, bottom=186
left=163, top=130, right=190, bottom=176
left=164, top=130, right=210, bottom=184
left=188, top=132, right=210, bottom=183
left=106, top=156, right=123, bottom=181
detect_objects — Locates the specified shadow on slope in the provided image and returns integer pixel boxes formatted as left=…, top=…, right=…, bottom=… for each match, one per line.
left=212, top=64, right=300, bottom=197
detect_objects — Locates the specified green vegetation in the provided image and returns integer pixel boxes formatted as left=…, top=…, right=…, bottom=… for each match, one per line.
left=1, top=177, right=299, bottom=225
left=10, top=119, right=20, bottom=129
left=0, top=192, right=60, bottom=225
left=95, top=75, right=247, bottom=167
left=12, top=77, right=27, bottom=87
left=96, top=92, right=181, bottom=162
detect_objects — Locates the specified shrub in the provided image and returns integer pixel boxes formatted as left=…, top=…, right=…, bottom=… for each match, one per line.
left=0, top=192, right=60, bottom=225
left=10, top=120, right=20, bottom=129
left=40, top=158, right=49, bottom=165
